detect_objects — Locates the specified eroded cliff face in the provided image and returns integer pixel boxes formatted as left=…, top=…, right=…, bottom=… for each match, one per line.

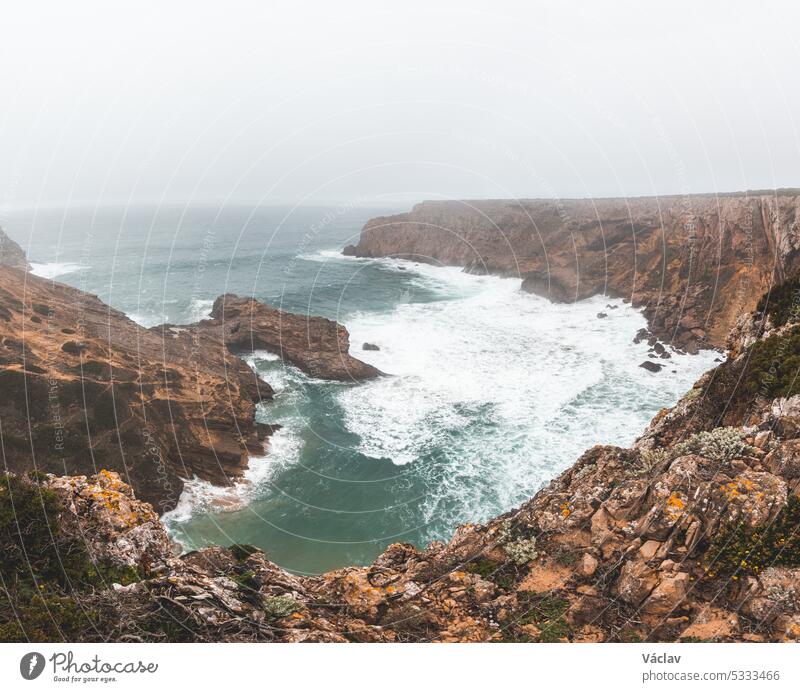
left=0, top=225, right=30, bottom=271
left=0, top=266, right=377, bottom=511
left=345, top=191, right=800, bottom=353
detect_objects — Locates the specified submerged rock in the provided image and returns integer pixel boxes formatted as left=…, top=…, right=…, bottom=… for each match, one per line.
left=639, top=360, right=664, bottom=373
left=362, top=342, right=380, bottom=351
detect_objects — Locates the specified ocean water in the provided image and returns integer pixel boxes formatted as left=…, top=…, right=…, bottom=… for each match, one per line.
left=4, top=205, right=719, bottom=574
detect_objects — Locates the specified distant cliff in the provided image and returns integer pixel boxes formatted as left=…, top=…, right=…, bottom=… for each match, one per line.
left=0, top=225, right=30, bottom=271
left=345, top=190, right=800, bottom=353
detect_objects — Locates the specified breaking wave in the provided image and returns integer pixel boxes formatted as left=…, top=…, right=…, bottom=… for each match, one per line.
left=30, top=261, right=85, bottom=279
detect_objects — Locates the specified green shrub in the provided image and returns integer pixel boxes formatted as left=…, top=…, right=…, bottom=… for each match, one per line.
left=465, top=558, right=501, bottom=579
left=1, top=474, right=67, bottom=583
left=618, top=629, right=643, bottom=643
left=704, top=495, right=800, bottom=577
left=0, top=588, right=101, bottom=642
left=756, top=279, right=800, bottom=328
left=740, top=326, right=800, bottom=400
left=263, top=594, right=301, bottom=620
left=465, top=558, right=515, bottom=589
left=673, top=427, right=755, bottom=463
left=633, top=447, right=671, bottom=476
left=514, top=593, right=571, bottom=642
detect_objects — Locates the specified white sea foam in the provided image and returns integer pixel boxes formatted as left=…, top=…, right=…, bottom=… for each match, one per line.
left=163, top=424, right=302, bottom=525
left=165, top=350, right=305, bottom=525
left=165, top=250, right=720, bottom=538
left=337, top=260, right=720, bottom=527
left=301, top=249, right=350, bottom=261
left=29, top=261, right=85, bottom=279
left=188, top=298, right=215, bottom=322
left=127, top=312, right=168, bottom=328
left=126, top=298, right=214, bottom=328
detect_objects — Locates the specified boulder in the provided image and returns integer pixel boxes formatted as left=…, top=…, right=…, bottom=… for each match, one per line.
left=641, top=572, right=690, bottom=615
left=639, top=361, right=664, bottom=373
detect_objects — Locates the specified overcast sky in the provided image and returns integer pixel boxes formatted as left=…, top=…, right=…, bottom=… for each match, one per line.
left=1, top=0, right=798, bottom=209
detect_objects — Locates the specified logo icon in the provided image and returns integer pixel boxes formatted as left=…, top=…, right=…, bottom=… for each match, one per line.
left=20, top=652, right=45, bottom=680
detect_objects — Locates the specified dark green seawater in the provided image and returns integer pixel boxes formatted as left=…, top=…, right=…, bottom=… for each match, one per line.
left=3, top=204, right=718, bottom=574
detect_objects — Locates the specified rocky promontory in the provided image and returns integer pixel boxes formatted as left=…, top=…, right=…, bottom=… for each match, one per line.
left=0, top=262, right=377, bottom=512
left=345, top=190, right=800, bottom=353
left=197, top=293, right=382, bottom=381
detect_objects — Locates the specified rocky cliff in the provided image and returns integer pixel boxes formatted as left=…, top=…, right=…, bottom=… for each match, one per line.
left=6, top=277, right=800, bottom=643
left=0, top=265, right=377, bottom=512
left=345, top=190, right=800, bottom=353
left=0, top=225, right=30, bottom=271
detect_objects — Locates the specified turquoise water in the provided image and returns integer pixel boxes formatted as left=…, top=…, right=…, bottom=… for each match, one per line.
left=3, top=205, right=719, bottom=574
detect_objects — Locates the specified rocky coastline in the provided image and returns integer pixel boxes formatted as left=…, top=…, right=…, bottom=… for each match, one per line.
left=0, top=229, right=378, bottom=512
left=344, top=190, right=800, bottom=354
left=3, top=202, right=800, bottom=643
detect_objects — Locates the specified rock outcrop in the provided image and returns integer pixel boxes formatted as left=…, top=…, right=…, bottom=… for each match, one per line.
left=197, top=293, right=382, bottom=381
left=0, top=225, right=30, bottom=271
left=345, top=190, right=800, bottom=353
left=48, top=469, right=176, bottom=571
left=0, top=265, right=377, bottom=511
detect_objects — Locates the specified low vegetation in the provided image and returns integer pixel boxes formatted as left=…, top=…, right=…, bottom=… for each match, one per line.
left=498, top=520, right=539, bottom=565
left=511, top=592, right=571, bottom=643
left=755, top=278, right=800, bottom=328
left=704, top=496, right=800, bottom=577
left=672, top=427, right=755, bottom=463
left=262, top=595, right=301, bottom=620
left=740, top=326, right=800, bottom=400
left=0, top=473, right=129, bottom=642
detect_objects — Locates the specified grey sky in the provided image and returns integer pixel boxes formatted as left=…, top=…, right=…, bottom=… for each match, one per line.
left=1, top=0, right=798, bottom=209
